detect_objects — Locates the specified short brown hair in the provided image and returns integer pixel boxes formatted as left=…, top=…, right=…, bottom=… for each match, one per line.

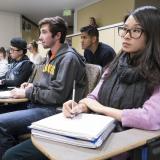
left=39, top=16, right=67, bottom=43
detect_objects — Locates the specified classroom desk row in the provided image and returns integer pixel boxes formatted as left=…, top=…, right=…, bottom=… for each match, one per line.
left=31, top=128, right=160, bottom=160
left=0, top=98, right=28, bottom=104
left=1, top=98, right=160, bottom=160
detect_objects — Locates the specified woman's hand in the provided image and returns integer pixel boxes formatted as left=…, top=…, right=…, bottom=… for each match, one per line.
left=63, top=100, right=88, bottom=118
left=79, top=98, right=105, bottom=114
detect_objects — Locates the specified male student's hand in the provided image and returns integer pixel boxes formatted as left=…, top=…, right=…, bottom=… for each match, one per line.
left=10, top=88, right=26, bottom=99
left=20, top=82, right=33, bottom=90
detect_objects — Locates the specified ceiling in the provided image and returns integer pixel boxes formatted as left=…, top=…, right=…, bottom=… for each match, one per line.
left=0, top=0, right=98, bottom=26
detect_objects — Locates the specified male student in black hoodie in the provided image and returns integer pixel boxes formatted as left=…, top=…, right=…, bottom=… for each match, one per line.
left=0, top=38, right=33, bottom=113
left=0, top=37, right=33, bottom=88
left=1, top=16, right=87, bottom=159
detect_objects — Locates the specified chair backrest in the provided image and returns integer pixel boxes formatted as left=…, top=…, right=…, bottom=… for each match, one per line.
left=28, top=64, right=44, bottom=83
left=85, top=63, right=102, bottom=96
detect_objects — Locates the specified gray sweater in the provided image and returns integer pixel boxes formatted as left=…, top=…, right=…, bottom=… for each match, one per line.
left=26, top=43, right=87, bottom=107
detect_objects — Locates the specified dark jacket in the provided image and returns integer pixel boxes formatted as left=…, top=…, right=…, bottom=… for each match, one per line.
left=84, top=42, right=116, bottom=68
left=1, top=55, right=33, bottom=87
left=26, top=43, right=87, bottom=107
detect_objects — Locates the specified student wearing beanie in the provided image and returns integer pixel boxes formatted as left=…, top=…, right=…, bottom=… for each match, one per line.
left=0, top=37, right=33, bottom=88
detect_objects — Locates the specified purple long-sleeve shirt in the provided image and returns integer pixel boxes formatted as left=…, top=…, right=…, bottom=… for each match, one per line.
left=87, top=69, right=160, bottom=131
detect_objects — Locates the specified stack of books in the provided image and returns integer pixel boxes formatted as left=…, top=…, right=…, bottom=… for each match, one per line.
left=30, top=113, right=116, bottom=148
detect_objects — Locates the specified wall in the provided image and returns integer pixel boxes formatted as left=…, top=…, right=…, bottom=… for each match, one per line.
left=0, top=11, right=21, bottom=48
left=99, top=24, right=122, bottom=53
left=22, top=22, right=39, bottom=43
left=76, top=0, right=134, bottom=32
left=135, top=0, right=159, bottom=8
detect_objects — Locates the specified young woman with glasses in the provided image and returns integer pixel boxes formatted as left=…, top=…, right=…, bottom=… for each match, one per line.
left=63, top=6, right=160, bottom=159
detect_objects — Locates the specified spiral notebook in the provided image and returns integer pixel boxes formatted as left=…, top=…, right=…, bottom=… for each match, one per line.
left=30, top=113, right=116, bottom=148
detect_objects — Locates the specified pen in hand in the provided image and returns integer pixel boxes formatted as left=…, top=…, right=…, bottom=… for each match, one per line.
left=70, top=80, right=76, bottom=118
left=72, top=80, right=76, bottom=109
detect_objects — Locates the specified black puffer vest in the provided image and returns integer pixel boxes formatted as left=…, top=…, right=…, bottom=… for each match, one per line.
left=98, top=53, right=150, bottom=109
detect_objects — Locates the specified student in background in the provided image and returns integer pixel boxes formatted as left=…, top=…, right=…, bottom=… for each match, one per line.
left=5, top=48, right=13, bottom=64
left=81, top=25, right=116, bottom=68
left=0, top=38, right=33, bottom=89
left=1, top=16, right=86, bottom=160
left=89, top=17, right=98, bottom=28
left=28, top=40, right=43, bottom=65
left=0, top=47, right=8, bottom=79
left=63, top=6, right=160, bottom=160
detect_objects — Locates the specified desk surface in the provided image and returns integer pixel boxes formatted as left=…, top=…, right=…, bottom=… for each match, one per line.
left=31, top=129, right=160, bottom=160
left=0, top=98, right=28, bottom=104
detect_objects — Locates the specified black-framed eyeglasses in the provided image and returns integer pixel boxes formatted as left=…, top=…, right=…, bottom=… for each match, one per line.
left=118, top=26, right=144, bottom=39
left=10, top=47, right=21, bottom=52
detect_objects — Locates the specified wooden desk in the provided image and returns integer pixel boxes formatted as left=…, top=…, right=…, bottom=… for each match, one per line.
left=31, top=129, right=160, bottom=160
left=0, top=98, right=28, bottom=104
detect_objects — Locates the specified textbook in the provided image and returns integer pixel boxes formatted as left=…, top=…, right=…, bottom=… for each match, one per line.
left=30, top=113, right=116, bottom=148
left=0, top=91, right=11, bottom=99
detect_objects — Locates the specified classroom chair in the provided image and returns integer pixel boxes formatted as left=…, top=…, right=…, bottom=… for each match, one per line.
left=85, top=63, right=102, bottom=95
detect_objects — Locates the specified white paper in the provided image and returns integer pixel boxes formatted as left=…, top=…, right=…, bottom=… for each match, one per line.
left=30, top=113, right=115, bottom=141
left=0, top=91, right=11, bottom=99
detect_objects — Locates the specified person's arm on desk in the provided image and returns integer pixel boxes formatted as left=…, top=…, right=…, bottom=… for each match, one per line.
left=10, top=82, right=33, bottom=99
left=10, top=88, right=26, bottom=98
left=80, top=87, right=160, bottom=131
left=79, top=98, right=122, bottom=121
left=121, top=87, right=160, bottom=130
left=63, top=76, right=160, bottom=130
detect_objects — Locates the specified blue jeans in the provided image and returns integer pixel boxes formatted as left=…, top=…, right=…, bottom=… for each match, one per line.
left=0, top=103, right=56, bottom=158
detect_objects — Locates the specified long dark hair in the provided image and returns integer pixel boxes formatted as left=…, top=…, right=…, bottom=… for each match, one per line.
left=108, top=6, right=160, bottom=92
left=29, top=40, right=38, bottom=52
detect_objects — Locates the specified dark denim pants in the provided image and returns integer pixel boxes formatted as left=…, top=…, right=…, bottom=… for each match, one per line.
left=2, top=139, right=48, bottom=160
left=0, top=103, right=56, bottom=158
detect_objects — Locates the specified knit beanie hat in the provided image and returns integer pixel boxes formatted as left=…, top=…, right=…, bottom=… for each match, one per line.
left=10, top=37, right=27, bottom=54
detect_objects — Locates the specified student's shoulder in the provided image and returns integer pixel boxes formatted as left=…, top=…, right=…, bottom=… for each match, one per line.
left=64, top=49, right=80, bottom=59
left=100, top=42, right=114, bottom=50
left=99, top=43, right=116, bottom=55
